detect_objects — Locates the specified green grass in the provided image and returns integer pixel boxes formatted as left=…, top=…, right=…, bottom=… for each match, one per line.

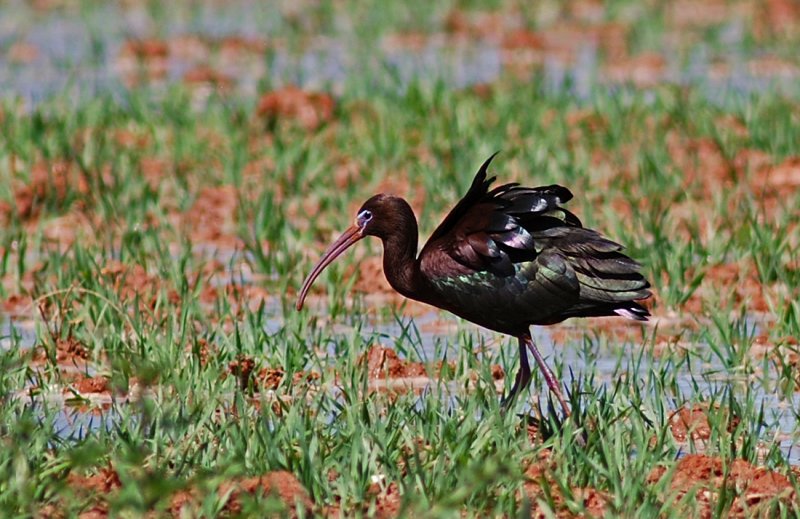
left=1, top=2, right=800, bottom=518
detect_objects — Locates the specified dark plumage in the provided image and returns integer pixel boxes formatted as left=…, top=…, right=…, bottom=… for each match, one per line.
left=297, top=153, right=651, bottom=415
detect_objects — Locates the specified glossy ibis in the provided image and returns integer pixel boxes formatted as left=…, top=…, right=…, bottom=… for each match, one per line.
left=296, top=153, right=651, bottom=415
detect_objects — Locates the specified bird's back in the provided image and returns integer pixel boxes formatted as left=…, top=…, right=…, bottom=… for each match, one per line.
left=418, top=156, right=650, bottom=334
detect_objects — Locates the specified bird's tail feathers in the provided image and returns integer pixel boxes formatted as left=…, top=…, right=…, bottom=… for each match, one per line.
left=614, top=303, right=650, bottom=321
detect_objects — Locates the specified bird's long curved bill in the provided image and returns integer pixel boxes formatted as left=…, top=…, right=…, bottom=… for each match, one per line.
left=296, top=225, right=364, bottom=310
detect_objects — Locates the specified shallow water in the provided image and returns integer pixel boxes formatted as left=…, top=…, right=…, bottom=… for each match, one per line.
left=6, top=304, right=798, bottom=464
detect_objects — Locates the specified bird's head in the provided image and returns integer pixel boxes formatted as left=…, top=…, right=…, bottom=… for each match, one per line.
left=295, top=193, right=412, bottom=310
left=353, top=194, right=415, bottom=239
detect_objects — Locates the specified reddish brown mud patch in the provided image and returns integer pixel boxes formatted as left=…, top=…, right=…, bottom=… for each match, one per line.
left=185, top=338, right=215, bottom=367
left=98, top=260, right=168, bottom=310
left=32, top=336, right=90, bottom=365
left=219, top=472, right=313, bottom=516
left=171, top=471, right=313, bottom=518
left=361, top=345, right=428, bottom=379
left=604, top=53, right=667, bottom=88
left=755, top=155, right=800, bottom=191
left=67, top=465, right=121, bottom=494
left=754, top=0, right=800, bottom=39
left=182, top=66, right=234, bottom=89
left=181, top=185, right=242, bottom=247
left=679, top=261, right=780, bottom=315
left=666, top=0, right=736, bottom=29
left=323, top=474, right=402, bottom=518
left=256, top=86, right=335, bottom=131
left=218, top=35, right=269, bottom=56
left=112, top=127, right=151, bottom=151
left=669, top=404, right=740, bottom=443
left=1, top=293, right=34, bottom=316
left=667, top=134, right=732, bottom=195
left=7, top=40, right=40, bottom=64
left=349, top=256, right=393, bottom=295
left=648, top=454, right=796, bottom=516
left=524, top=451, right=608, bottom=518
left=670, top=405, right=712, bottom=442
left=63, top=374, right=111, bottom=395
left=443, top=9, right=510, bottom=39
left=7, top=160, right=89, bottom=221
left=750, top=335, right=800, bottom=386
left=115, top=38, right=169, bottom=86
left=331, top=155, right=363, bottom=189
left=500, top=21, right=627, bottom=76
left=220, top=282, right=271, bottom=314
left=227, top=355, right=257, bottom=389
left=371, top=482, right=402, bottom=519
left=227, top=355, right=319, bottom=393
left=139, top=156, right=170, bottom=190
left=56, top=465, right=122, bottom=517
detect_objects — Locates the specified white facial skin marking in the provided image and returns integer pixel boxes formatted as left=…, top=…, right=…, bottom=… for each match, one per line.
left=357, top=210, right=373, bottom=226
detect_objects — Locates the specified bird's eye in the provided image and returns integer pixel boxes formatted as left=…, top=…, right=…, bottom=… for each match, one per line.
left=357, top=210, right=373, bottom=225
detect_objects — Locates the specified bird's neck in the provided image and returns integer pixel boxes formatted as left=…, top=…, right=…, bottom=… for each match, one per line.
left=380, top=212, right=424, bottom=300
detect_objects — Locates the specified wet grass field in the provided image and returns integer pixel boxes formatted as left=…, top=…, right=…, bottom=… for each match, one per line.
left=1, top=1, right=800, bottom=517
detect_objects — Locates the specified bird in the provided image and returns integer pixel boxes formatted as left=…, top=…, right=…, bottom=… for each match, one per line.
left=296, top=153, right=651, bottom=416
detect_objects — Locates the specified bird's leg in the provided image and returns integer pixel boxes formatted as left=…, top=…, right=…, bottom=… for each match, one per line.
left=500, top=337, right=531, bottom=409
left=522, top=333, right=571, bottom=417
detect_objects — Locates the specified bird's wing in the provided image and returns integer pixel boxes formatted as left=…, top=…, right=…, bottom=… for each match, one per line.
left=419, top=156, right=650, bottom=327
left=426, top=152, right=500, bottom=244
left=421, top=156, right=577, bottom=278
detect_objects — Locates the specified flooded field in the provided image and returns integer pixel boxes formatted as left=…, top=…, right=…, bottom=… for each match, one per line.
left=1, top=1, right=800, bottom=517
left=3, top=1, right=800, bottom=106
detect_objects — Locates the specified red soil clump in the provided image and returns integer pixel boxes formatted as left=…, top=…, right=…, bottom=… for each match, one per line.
left=112, top=128, right=151, bottom=151
left=139, top=156, right=170, bottom=189
left=42, top=465, right=122, bottom=517
left=99, top=260, right=166, bottom=310
left=679, top=261, right=779, bottom=315
left=256, top=86, right=335, bottom=131
left=324, top=475, right=402, bottom=518
left=360, top=345, right=428, bottom=379
left=754, top=155, right=800, bottom=192
left=648, top=454, right=797, bottom=516
left=120, top=39, right=169, bottom=60
left=171, top=471, right=313, bottom=518
left=499, top=22, right=627, bottom=75
left=115, top=39, right=169, bottom=86
left=221, top=282, right=271, bottom=313
left=371, top=482, right=402, bottom=519
left=67, top=465, right=121, bottom=494
left=670, top=405, right=712, bottom=442
left=182, top=66, right=234, bottom=89
left=63, top=374, right=111, bottom=395
left=524, top=450, right=608, bottom=518
left=3, top=159, right=89, bottom=222
left=668, top=134, right=732, bottom=195
left=186, top=338, right=214, bottom=367
left=604, top=52, right=667, bottom=88
left=228, top=355, right=257, bottom=389
left=227, top=355, right=319, bottom=392
left=218, top=35, right=268, bottom=56
left=7, top=41, right=39, bottom=64
left=349, top=256, right=393, bottom=295
left=332, top=157, right=362, bottom=189
left=669, top=404, right=740, bottom=443
left=1, top=293, right=33, bottom=316
left=32, top=336, right=90, bottom=365
left=181, top=185, right=242, bottom=247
